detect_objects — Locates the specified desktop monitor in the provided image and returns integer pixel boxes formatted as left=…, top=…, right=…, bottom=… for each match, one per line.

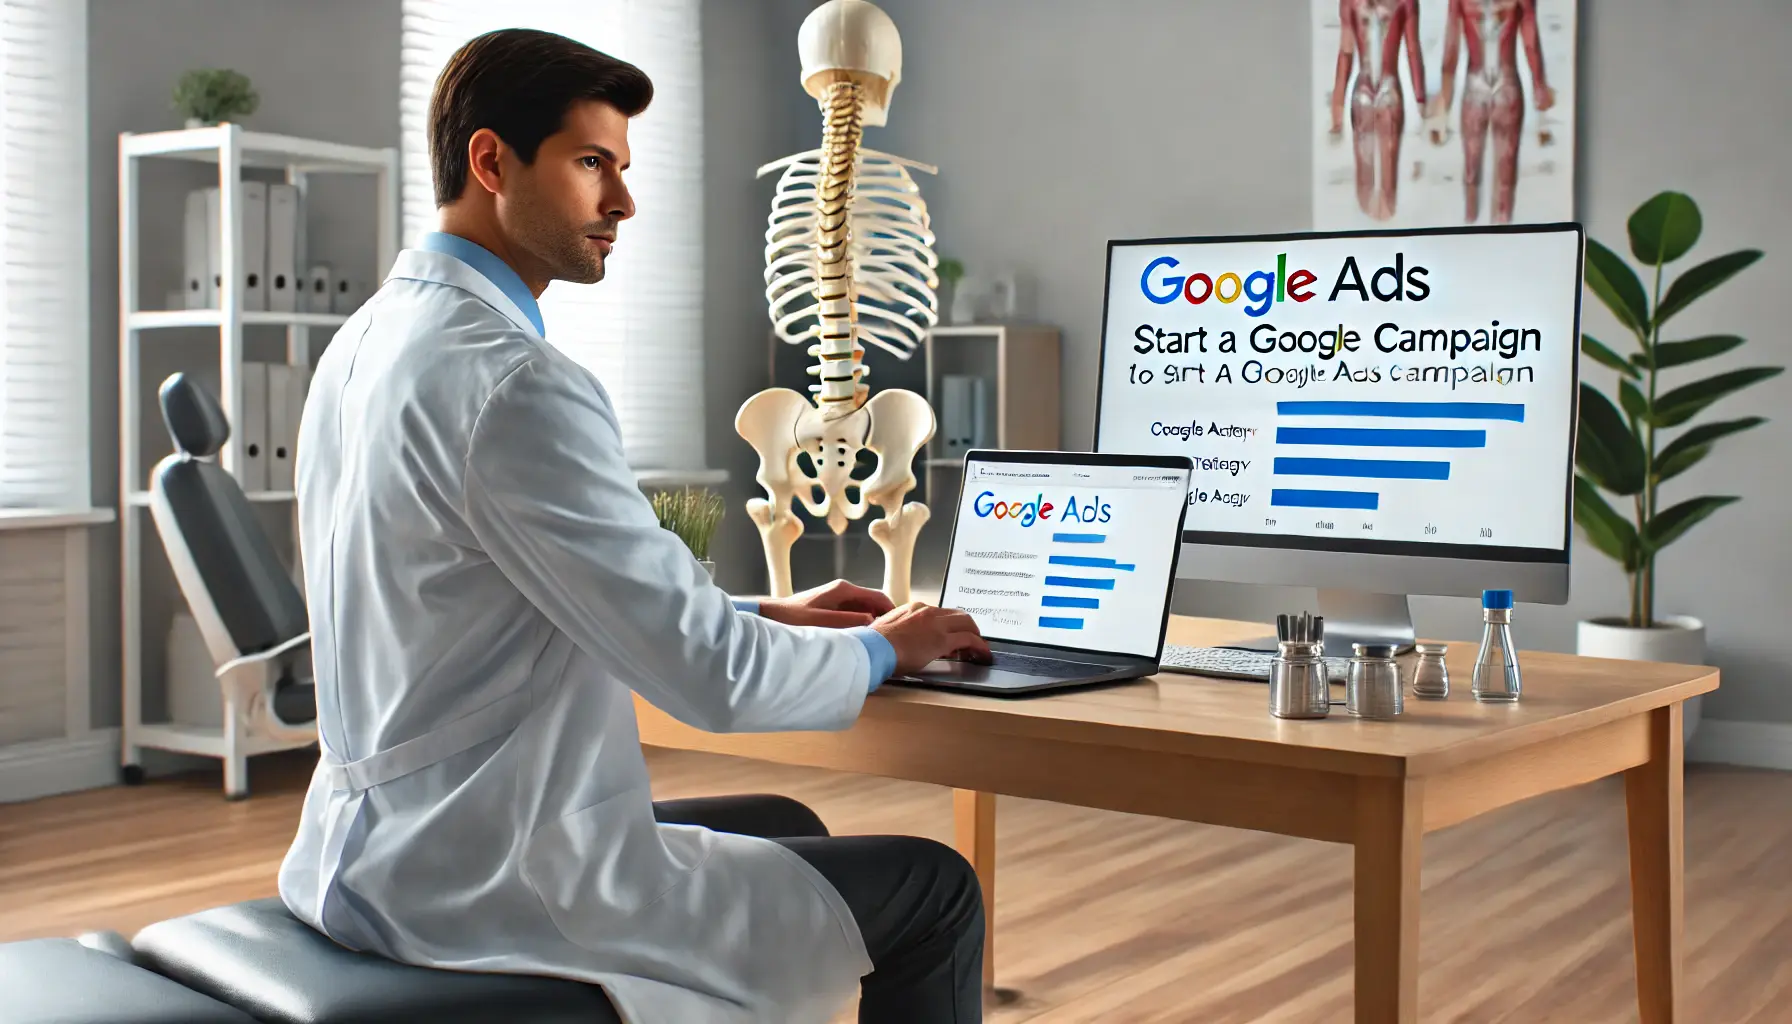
left=1093, top=224, right=1584, bottom=656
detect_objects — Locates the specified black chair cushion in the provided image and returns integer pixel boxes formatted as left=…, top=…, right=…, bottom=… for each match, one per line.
left=0, top=937, right=256, bottom=1023
left=160, top=371, right=230, bottom=458
left=130, top=899, right=623, bottom=1024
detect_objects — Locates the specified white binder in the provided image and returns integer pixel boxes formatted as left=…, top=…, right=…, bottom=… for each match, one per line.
left=267, top=184, right=300, bottom=312
left=182, top=189, right=210, bottom=309
left=239, top=361, right=270, bottom=492
left=304, top=264, right=332, bottom=314
left=265, top=363, right=304, bottom=491
left=204, top=187, right=222, bottom=307
left=241, top=181, right=268, bottom=312
left=331, top=273, right=364, bottom=315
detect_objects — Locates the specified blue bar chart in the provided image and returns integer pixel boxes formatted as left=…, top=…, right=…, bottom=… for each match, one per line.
left=1272, top=402, right=1525, bottom=515
left=1040, top=532, right=1133, bottom=631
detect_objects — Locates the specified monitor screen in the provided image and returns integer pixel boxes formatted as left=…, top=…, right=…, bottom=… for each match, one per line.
left=939, top=455, right=1192, bottom=659
left=1094, top=224, right=1582, bottom=562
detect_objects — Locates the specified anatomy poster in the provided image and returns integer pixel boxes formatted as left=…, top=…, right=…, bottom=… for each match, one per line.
left=1312, top=0, right=1577, bottom=231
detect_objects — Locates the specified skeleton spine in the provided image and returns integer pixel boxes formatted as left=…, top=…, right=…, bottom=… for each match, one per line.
left=812, top=80, right=866, bottom=416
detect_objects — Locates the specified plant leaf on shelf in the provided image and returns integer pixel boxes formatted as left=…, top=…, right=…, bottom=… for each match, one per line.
left=1583, top=238, right=1651, bottom=337
left=1583, top=333, right=1640, bottom=377
left=1575, top=383, right=1647, bottom=495
left=1647, top=334, right=1745, bottom=370
left=1643, top=496, right=1739, bottom=551
left=1653, top=417, right=1766, bottom=483
left=1655, top=250, right=1763, bottom=327
left=1627, top=191, right=1703, bottom=266
left=1650, top=367, right=1784, bottom=427
left=1574, top=475, right=1641, bottom=570
left=1619, top=379, right=1650, bottom=421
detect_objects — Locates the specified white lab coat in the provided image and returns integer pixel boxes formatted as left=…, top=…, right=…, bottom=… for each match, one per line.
left=277, top=247, right=876, bottom=1023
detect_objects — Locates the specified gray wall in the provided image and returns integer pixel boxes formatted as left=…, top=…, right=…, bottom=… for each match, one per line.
left=873, top=0, right=1792, bottom=724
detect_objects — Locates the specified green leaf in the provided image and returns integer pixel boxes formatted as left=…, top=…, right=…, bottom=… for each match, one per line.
left=1649, top=334, right=1744, bottom=370
left=1619, top=379, right=1649, bottom=421
left=1627, top=192, right=1702, bottom=266
left=1583, top=238, right=1651, bottom=336
left=1574, top=475, right=1642, bottom=570
left=1654, top=416, right=1766, bottom=481
left=1582, top=334, right=1640, bottom=378
left=1643, top=496, right=1739, bottom=551
left=1651, top=367, right=1783, bottom=427
left=1575, top=383, right=1647, bottom=495
left=1655, top=250, right=1763, bottom=327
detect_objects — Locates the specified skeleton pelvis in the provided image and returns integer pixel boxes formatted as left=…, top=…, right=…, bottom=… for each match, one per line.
left=736, top=386, right=936, bottom=535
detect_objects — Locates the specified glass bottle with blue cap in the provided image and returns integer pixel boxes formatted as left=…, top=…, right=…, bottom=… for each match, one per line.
left=1472, top=589, right=1522, bottom=702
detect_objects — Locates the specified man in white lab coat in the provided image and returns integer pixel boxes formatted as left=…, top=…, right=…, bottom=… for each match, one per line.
left=279, top=26, right=992, bottom=1024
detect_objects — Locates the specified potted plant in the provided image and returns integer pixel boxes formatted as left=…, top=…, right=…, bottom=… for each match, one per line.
left=651, top=487, right=726, bottom=576
left=936, top=256, right=971, bottom=325
left=172, top=68, right=260, bottom=128
left=1575, top=191, right=1780, bottom=741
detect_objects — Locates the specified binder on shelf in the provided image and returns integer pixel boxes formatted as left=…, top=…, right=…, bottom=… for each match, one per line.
left=182, top=189, right=209, bottom=309
left=239, top=361, right=270, bottom=492
left=303, top=264, right=332, bottom=314
left=267, top=184, right=300, bottom=312
left=940, top=374, right=991, bottom=458
left=265, top=362, right=307, bottom=491
left=331, top=273, right=364, bottom=316
left=204, top=187, right=221, bottom=307
left=241, top=181, right=268, bottom=312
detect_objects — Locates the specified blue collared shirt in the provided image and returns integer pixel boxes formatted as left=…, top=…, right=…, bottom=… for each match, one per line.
left=420, top=232, right=896, bottom=692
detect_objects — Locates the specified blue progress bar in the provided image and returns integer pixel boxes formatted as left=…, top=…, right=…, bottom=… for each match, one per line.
left=1278, top=401, right=1524, bottom=422
left=1039, top=616, right=1085, bottom=630
left=1043, top=575, right=1117, bottom=590
left=1048, top=555, right=1136, bottom=570
left=1042, top=595, right=1100, bottom=609
left=1274, top=457, right=1450, bottom=481
left=1277, top=427, right=1485, bottom=448
left=1052, top=532, right=1107, bottom=543
left=1271, top=489, right=1380, bottom=510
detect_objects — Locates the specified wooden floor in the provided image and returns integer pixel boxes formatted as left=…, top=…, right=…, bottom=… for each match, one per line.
left=2, top=749, right=1788, bottom=1022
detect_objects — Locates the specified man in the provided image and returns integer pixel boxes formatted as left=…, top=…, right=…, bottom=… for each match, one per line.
left=278, top=27, right=991, bottom=1024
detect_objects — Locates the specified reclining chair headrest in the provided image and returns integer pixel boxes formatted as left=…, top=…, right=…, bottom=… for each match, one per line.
left=159, top=372, right=229, bottom=458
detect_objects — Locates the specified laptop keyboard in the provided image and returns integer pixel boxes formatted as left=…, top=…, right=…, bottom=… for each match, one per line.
left=983, top=651, right=1107, bottom=677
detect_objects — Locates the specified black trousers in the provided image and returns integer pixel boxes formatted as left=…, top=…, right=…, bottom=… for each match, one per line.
left=652, top=794, right=985, bottom=1023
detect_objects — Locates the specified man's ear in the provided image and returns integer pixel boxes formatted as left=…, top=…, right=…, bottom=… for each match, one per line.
left=465, top=127, right=505, bottom=196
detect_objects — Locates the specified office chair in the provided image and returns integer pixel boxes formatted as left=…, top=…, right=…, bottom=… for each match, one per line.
left=149, top=372, right=317, bottom=798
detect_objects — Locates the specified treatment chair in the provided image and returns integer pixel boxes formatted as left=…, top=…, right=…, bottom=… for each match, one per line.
left=145, top=372, right=318, bottom=798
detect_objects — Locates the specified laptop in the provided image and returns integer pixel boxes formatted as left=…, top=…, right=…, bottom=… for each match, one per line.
left=886, top=449, right=1194, bottom=696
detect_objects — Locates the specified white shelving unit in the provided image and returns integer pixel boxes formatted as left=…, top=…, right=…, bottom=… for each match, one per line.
left=118, top=124, right=398, bottom=785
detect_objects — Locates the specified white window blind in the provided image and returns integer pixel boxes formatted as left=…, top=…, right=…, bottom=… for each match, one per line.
left=399, top=0, right=706, bottom=472
left=0, top=0, right=89, bottom=509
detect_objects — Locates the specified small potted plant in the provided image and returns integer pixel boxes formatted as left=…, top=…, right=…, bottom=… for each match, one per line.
left=1575, top=191, right=1780, bottom=741
left=172, top=68, right=260, bottom=128
left=651, top=487, right=726, bottom=576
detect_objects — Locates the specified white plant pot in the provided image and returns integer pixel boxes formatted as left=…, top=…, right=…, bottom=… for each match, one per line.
left=1577, top=615, right=1706, bottom=745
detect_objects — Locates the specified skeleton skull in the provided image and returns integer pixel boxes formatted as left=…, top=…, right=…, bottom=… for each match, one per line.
left=799, top=0, right=902, bottom=126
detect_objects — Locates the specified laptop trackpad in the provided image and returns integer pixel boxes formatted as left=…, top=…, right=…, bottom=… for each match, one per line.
left=903, top=662, right=1051, bottom=688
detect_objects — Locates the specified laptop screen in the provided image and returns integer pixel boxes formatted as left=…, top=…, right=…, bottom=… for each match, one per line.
left=939, top=455, right=1192, bottom=659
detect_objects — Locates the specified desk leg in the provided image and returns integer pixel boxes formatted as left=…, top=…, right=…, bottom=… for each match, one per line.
left=953, top=788, right=997, bottom=989
left=1625, top=703, right=1684, bottom=1023
left=1355, top=776, right=1422, bottom=1024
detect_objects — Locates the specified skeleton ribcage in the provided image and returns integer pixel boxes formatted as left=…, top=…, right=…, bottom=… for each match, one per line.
left=760, top=147, right=939, bottom=374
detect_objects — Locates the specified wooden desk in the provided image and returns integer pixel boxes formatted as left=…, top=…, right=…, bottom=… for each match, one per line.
left=636, top=616, right=1717, bottom=1023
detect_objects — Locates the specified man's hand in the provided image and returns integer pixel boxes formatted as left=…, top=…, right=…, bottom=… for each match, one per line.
left=757, top=579, right=896, bottom=630
left=871, top=603, right=992, bottom=676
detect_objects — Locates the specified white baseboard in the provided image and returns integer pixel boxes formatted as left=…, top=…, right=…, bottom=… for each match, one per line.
left=0, top=729, right=121, bottom=803
left=1688, top=719, right=1792, bottom=772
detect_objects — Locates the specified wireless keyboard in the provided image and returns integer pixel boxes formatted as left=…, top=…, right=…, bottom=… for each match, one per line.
left=1158, top=644, right=1351, bottom=682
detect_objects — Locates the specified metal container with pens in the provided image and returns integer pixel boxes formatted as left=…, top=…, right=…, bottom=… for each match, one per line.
left=1268, top=613, right=1332, bottom=719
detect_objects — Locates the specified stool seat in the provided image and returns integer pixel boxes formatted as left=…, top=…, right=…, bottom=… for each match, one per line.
left=130, top=898, right=623, bottom=1024
left=0, top=937, right=256, bottom=1023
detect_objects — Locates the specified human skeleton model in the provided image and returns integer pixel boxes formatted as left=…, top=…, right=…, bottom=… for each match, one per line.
left=1329, top=0, right=1426, bottom=221
left=736, top=0, right=939, bottom=602
left=1427, top=0, right=1555, bottom=224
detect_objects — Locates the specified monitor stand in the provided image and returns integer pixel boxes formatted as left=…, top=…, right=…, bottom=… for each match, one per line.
left=1216, top=589, right=1417, bottom=660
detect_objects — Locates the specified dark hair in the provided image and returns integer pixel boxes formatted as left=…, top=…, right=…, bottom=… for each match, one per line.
left=428, top=28, right=653, bottom=206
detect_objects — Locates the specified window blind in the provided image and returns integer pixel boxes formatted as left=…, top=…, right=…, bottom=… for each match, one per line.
left=399, top=0, right=706, bottom=472
left=0, top=0, right=89, bottom=509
